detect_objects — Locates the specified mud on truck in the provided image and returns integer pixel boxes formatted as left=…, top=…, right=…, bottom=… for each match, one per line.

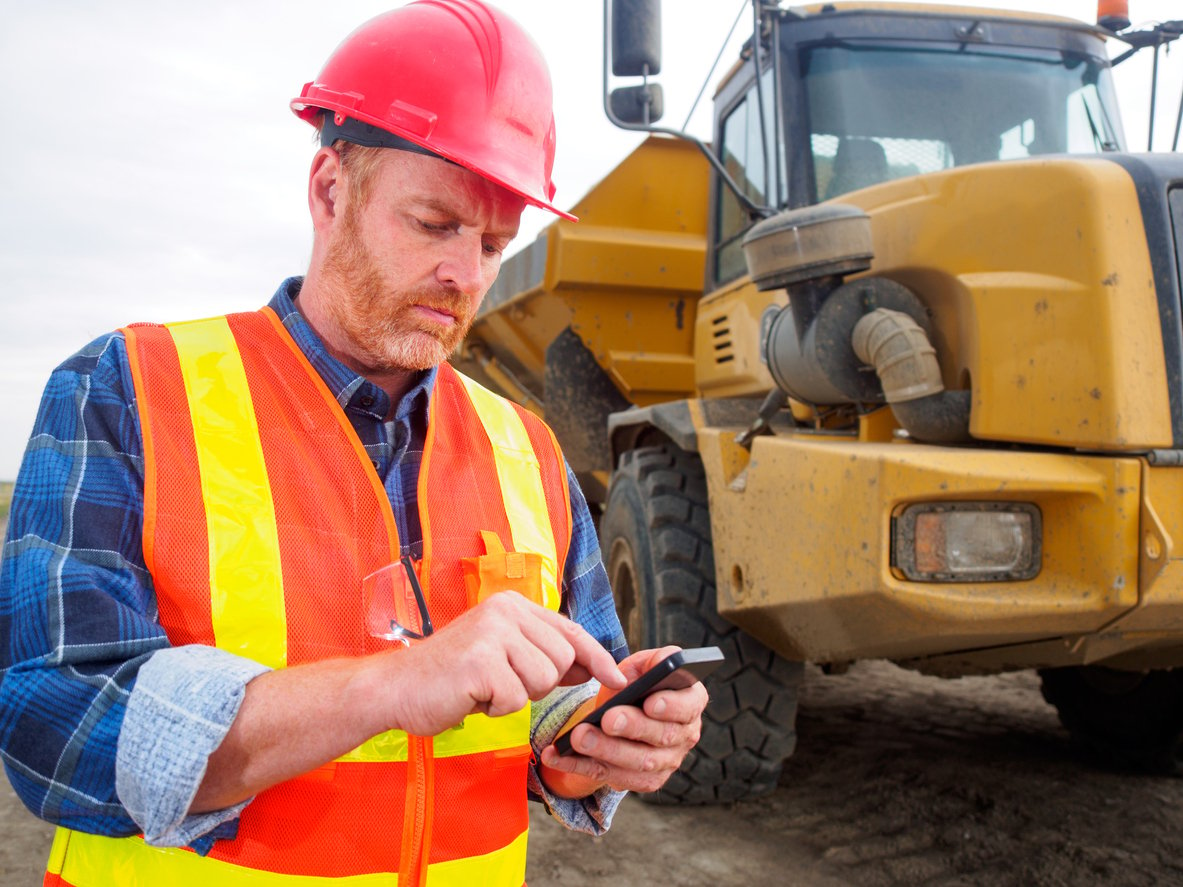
left=455, top=0, right=1183, bottom=803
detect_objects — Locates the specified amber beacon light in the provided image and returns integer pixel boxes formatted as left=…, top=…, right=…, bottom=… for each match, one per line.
left=1097, top=0, right=1131, bottom=31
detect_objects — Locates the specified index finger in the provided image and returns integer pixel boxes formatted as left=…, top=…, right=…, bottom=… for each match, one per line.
left=542, top=610, right=627, bottom=690
left=618, top=645, right=682, bottom=683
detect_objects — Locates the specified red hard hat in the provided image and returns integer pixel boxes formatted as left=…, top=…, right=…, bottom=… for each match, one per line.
left=292, top=0, right=575, bottom=221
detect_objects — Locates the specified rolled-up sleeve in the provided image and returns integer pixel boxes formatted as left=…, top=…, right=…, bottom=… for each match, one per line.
left=116, top=645, right=269, bottom=848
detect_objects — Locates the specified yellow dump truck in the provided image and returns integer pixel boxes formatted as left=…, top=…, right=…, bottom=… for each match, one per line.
left=457, top=1, right=1183, bottom=802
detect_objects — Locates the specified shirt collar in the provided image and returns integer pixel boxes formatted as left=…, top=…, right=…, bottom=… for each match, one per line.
left=267, top=276, right=437, bottom=422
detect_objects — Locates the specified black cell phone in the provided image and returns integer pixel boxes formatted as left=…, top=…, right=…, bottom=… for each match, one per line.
left=553, top=646, right=724, bottom=755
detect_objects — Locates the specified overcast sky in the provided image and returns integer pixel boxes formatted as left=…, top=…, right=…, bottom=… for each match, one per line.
left=2, top=0, right=1181, bottom=480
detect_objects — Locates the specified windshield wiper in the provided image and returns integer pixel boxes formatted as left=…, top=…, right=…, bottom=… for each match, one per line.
left=1082, top=99, right=1119, bottom=152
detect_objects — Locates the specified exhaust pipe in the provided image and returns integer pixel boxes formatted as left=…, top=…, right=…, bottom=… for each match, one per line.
left=851, top=308, right=971, bottom=442
left=743, top=202, right=971, bottom=443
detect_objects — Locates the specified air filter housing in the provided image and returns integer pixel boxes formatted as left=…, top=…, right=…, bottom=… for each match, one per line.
left=742, top=203, right=873, bottom=292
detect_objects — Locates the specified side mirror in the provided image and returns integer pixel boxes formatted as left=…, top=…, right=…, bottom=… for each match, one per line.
left=609, top=83, right=665, bottom=125
left=611, top=0, right=662, bottom=76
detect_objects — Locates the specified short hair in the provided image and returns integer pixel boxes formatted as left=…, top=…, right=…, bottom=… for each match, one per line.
left=333, top=140, right=385, bottom=206
left=313, top=116, right=384, bottom=206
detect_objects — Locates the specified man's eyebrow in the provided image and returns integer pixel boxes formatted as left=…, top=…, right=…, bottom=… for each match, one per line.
left=412, top=197, right=519, bottom=240
left=412, top=198, right=458, bottom=219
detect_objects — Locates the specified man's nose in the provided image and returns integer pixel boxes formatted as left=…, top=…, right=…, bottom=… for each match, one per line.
left=436, top=234, right=486, bottom=295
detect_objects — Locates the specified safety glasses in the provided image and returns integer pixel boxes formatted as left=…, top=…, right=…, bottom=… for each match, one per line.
left=363, top=555, right=434, bottom=645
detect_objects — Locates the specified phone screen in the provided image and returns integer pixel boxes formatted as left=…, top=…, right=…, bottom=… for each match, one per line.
left=553, top=646, right=723, bottom=755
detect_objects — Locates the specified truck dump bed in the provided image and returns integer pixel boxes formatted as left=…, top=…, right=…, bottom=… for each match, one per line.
left=458, top=136, right=709, bottom=414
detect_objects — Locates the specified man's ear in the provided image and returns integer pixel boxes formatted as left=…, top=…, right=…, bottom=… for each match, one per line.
left=308, top=146, right=342, bottom=233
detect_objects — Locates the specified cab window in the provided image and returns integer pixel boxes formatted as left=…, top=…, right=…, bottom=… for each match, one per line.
left=803, top=44, right=1122, bottom=201
left=714, top=67, right=784, bottom=284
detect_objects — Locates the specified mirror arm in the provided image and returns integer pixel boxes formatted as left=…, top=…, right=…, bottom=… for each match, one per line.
left=602, top=0, right=776, bottom=220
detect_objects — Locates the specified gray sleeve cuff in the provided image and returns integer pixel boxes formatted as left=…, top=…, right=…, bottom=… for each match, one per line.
left=528, top=682, right=627, bottom=836
left=115, top=644, right=270, bottom=847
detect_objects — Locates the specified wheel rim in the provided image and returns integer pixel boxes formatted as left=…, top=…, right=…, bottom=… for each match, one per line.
left=607, top=537, right=645, bottom=652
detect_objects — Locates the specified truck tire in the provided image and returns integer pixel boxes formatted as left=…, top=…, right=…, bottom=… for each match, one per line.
left=600, top=443, right=804, bottom=804
left=1038, top=665, right=1183, bottom=772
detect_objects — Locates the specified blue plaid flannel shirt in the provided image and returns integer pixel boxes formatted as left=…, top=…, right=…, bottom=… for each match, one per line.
left=0, top=277, right=628, bottom=853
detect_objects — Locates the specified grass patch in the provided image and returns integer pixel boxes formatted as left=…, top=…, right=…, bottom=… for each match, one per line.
left=0, top=481, right=13, bottom=523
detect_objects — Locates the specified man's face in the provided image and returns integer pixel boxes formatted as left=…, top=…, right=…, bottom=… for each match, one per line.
left=318, top=149, right=525, bottom=374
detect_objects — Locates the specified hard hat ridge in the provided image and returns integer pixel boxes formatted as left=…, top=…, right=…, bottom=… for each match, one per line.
left=429, top=0, right=502, bottom=97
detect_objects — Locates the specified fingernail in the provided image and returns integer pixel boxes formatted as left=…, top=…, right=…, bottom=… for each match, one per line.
left=611, top=713, right=626, bottom=733
left=580, top=732, right=598, bottom=752
left=652, top=698, right=667, bottom=716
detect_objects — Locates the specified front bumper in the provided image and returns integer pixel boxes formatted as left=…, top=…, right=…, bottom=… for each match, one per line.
left=699, top=427, right=1183, bottom=670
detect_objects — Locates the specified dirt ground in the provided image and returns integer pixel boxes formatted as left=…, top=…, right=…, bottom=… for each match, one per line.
left=528, top=661, right=1183, bottom=887
left=5, top=660, right=1183, bottom=885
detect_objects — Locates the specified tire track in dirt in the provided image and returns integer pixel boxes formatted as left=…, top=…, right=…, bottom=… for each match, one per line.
left=528, top=661, right=1183, bottom=886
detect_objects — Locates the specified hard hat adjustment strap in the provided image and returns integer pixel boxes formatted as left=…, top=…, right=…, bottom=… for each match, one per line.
left=319, top=112, right=442, bottom=160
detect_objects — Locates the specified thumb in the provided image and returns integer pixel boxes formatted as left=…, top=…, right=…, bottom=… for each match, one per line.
left=594, top=646, right=682, bottom=705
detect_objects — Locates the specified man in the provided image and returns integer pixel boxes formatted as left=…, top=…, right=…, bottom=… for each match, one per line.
left=0, top=2, right=708, bottom=884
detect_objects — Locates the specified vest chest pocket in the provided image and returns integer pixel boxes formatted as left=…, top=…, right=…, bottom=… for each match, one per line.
left=461, top=530, right=558, bottom=611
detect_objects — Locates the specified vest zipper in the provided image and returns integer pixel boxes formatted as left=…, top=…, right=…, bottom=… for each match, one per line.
left=399, top=735, right=435, bottom=887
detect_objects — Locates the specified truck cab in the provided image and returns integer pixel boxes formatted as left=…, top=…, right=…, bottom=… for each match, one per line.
left=709, top=4, right=1125, bottom=288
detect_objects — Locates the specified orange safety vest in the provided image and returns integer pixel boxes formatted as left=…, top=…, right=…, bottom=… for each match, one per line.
left=44, top=308, right=572, bottom=887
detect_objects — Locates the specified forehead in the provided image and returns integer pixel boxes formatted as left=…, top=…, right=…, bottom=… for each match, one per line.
left=367, top=150, right=526, bottom=227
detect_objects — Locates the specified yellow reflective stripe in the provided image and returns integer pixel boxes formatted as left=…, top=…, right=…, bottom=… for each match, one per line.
left=425, top=829, right=527, bottom=887
left=47, top=826, right=69, bottom=875
left=55, top=830, right=388, bottom=886
left=432, top=708, right=530, bottom=758
left=339, top=709, right=529, bottom=762
left=53, top=828, right=527, bottom=886
left=169, top=317, right=286, bottom=668
left=456, top=372, right=560, bottom=611
left=337, top=727, right=410, bottom=762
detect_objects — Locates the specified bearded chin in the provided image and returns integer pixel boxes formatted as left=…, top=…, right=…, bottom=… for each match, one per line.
left=375, top=321, right=459, bottom=370
left=321, top=222, right=474, bottom=373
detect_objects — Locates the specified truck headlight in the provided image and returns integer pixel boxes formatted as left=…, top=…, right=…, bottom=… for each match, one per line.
left=893, top=502, right=1041, bottom=582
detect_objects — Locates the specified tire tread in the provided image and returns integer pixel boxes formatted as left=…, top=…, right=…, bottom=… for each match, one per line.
left=604, top=444, right=803, bottom=805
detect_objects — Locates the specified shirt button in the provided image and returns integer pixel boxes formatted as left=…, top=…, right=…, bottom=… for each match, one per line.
left=371, top=460, right=380, bottom=469
left=360, top=395, right=375, bottom=408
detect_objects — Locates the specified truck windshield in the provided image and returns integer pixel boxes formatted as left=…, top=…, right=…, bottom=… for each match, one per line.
left=804, top=44, right=1124, bottom=201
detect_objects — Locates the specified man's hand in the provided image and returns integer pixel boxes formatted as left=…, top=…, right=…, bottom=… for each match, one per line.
left=375, top=592, right=628, bottom=737
left=538, top=645, right=709, bottom=796
left=194, top=592, right=626, bottom=813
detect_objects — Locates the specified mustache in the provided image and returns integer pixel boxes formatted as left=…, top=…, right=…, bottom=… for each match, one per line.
left=413, top=299, right=464, bottom=316
left=392, top=290, right=473, bottom=322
